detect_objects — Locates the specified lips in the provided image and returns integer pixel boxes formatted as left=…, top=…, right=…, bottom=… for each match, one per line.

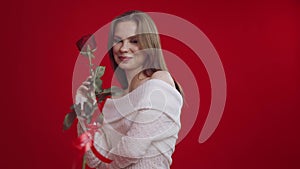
left=118, top=56, right=133, bottom=62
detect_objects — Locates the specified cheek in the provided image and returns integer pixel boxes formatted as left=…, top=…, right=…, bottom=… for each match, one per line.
left=135, top=53, right=147, bottom=64
left=112, top=45, right=120, bottom=60
left=132, top=45, right=140, bottom=51
left=112, top=44, right=119, bottom=54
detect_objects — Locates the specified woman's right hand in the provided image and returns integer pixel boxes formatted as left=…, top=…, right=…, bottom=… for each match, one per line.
left=75, top=76, right=97, bottom=116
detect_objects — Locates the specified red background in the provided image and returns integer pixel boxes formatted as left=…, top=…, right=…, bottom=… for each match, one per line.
left=2, top=0, right=300, bottom=168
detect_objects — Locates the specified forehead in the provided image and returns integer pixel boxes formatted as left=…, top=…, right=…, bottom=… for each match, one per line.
left=114, top=21, right=137, bottom=39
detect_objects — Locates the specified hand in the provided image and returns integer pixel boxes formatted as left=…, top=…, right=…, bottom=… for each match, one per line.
left=74, top=132, right=93, bottom=152
left=75, top=76, right=97, bottom=117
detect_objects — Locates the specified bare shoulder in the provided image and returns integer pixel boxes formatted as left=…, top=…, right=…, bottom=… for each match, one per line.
left=151, top=71, right=175, bottom=88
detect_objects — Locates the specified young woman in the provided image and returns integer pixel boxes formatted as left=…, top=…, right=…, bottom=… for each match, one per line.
left=76, top=10, right=183, bottom=169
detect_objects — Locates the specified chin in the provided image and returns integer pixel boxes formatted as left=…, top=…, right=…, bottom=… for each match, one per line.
left=118, top=63, right=143, bottom=72
left=117, top=63, right=133, bottom=70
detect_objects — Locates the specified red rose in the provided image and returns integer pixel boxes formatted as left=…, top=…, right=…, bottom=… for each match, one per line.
left=76, top=34, right=97, bottom=52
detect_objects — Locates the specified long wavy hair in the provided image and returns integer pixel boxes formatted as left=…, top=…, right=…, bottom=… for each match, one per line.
left=108, top=10, right=183, bottom=96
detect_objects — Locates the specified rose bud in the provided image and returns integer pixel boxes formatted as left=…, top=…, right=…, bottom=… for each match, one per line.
left=76, top=34, right=97, bottom=54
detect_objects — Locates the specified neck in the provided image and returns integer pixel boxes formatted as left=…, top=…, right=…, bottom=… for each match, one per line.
left=124, top=67, right=143, bottom=91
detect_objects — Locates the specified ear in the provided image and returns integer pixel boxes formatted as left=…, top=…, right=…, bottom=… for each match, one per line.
left=151, top=71, right=175, bottom=88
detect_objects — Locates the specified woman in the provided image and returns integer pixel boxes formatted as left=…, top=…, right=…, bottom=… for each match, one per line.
left=77, top=10, right=183, bottom=169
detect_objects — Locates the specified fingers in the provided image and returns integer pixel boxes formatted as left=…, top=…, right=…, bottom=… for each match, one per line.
left=78, top=76, right=94, bottom=92
left=82, top=81, right=91, bottom=86
left=75, top=132, right=93, bottom=151
left=86, top=75, right=93, bottom=82
left=75, top=94, right=88, bottom=109
left=82, top=75, right=95, bottom=89
left=75, top=76, right=97, bottom=111
left=76, top=84, right=88, bottom=94
left=78, top=85, right=89, bottom=91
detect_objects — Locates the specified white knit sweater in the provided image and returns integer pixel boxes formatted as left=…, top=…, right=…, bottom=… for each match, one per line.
left=78, top=79, right=183, bottom=169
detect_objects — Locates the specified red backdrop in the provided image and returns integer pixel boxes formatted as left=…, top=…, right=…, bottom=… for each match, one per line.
left=2, top=0, right=299, bottom=168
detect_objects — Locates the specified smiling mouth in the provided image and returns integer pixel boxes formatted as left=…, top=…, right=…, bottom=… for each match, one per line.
left=119, top=56, right=133, bottom=61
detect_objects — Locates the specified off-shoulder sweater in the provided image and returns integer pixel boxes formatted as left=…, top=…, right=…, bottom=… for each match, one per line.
left=78, top=79, right=183, bottom=169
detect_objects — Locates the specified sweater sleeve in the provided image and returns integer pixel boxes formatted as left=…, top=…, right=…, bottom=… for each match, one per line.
left=95, top=109, right=179, bottom=169
left=77, top=123, right=104, bottom=168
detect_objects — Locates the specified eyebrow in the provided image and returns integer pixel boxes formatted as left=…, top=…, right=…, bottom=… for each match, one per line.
left=113, top=35, right=138, bottom=40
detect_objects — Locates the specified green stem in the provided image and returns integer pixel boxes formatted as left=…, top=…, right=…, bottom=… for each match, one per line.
left=87, top=45, right=94, bottom=76
left=82, top=154, right=86, bottom=169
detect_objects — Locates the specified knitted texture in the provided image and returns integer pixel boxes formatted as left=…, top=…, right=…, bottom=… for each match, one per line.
left=78, top=79, right=183, bottom=169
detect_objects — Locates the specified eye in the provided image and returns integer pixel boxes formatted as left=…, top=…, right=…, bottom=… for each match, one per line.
left=130, top=39, right=138, bottom=44
left=113, top=38, right=122, bottom=44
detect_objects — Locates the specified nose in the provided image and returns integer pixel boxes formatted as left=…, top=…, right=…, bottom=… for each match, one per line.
left=120, top=41, right=129, bottom=52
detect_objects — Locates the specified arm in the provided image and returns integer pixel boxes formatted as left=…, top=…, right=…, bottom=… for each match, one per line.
left=81, top=71, right=180, bottom=168
left=77, top=123, right=102, bottom=168
left=96, top=71, right=178, bottom=168
left=97, top=109, right=179, bottom=169
left=75, top=75, right=111, bottom=168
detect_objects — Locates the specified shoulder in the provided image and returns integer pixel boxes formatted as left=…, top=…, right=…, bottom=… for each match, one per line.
left=129, top=70, right=175, bottom=92
left=151, top=71, right=175, bottom=88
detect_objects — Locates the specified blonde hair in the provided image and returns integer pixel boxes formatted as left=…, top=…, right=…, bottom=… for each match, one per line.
left=108, top=10, right=183, bottom=95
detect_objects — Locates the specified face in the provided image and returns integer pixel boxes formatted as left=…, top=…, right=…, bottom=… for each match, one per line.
left=112, top=21, right=147, bottom=71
